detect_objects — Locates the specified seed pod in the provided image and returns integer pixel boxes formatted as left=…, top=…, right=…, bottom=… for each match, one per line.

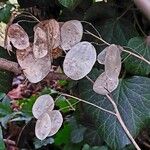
left=7, top=23, right=29, bottom=50
left=63, top=41, right=96, bottom=80
left=35, top=113, right=52, bottom=140
left=32, top=94, right=54, bottom=119
left=17, top=46, right=51, bottom=83
left=105, top=44, right=121, bottom=78
left=60, top=20, right=83, bottom=50
left=48, top=110, right=63, bottom=136
left=93, top=72, right=119, bottom=95
left=97, top=47, right=107, bottom=64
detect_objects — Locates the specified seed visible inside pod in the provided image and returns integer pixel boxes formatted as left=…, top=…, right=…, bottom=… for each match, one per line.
left=60, top=20, right=83, bottom=50
left=35, top=113, right=52, bottom=140
left=7, top=23, right=29, bottom=50
left=63, top=41, right=96, bottom=80
left=32, top=94, right=54, bottom=119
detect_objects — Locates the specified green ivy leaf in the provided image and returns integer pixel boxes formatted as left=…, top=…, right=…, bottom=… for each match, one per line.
left=78, top=71, right=150, bottom=149
left=82, top=144, right=108, bottom=150
left=58, top=0, right=81, bottom=10
left=99, top=19, right=138, bottom=46
left=0, top=126, right=5, bottom=150
left=124, top=37, right=150, bottom=76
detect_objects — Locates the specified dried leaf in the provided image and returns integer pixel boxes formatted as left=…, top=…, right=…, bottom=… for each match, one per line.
left=7, top=23, right=29, bottom=50
left=97, top=47, right=107, bottom=64
left=93, top=72, right=119, bottom=95
left=105, top=44, right=121, bottom=78
left=32, top=94, right=54, bottom=119
left=35, top=113, right=52, bottom=140
left=0, top=22, right=7, bottom=48
left=63, top=41, right=96, bottom=80
left=48, top=110, right=63, bottom=136
left=17, top=46, right=51, bottom=83
left=60, top=20, right=83, bottom=50
left=33, top=26, right=48, bottom=58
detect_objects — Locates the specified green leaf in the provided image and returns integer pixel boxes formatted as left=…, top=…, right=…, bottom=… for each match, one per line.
left=58, top=0, right=81, bottom=10
left=82, top=144, right=108, bottom=150
left=78, top=70, right=150, bottom=149
left=99, top=19, right=138, bottom=46
left=0, top=126, right=5, bottom=150
left=124, top=37, right=150, bottom=76
left=0, top=3, right=13, bottom=23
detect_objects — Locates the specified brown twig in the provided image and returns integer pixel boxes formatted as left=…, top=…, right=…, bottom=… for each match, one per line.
left=0, top=58, right=68, bottom=81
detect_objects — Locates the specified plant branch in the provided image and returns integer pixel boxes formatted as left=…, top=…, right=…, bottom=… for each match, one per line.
left=106, top=94, right=141, bottom=150
left=85, top=30, right=150, bottom=65
left=0, top=58, right=68, bottom=81
left=61, top=93, right=116, bottom=116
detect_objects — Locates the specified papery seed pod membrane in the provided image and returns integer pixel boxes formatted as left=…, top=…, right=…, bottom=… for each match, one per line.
left=60, top=20, right=83, bottom=50
left=33, top=27, right=48, bottom=58
left=32, top=95, right=54, bottom=119
left=93, top=72, right=119, bottom=95
left=17, top=46, right=51, bottom=83
left=105, top=44, right=121, bottom=78
left=48, top=110, right=63, bottom=136
left=35, top=113, right=52, bottom=140
left=97, top=47, right=108, bottom=64
left=7, top=23, right=29, bottom=50
left=63, top=41, right=96, bottom=80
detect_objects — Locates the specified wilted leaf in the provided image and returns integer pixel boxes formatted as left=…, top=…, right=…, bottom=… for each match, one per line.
left=48, top=110, right=63, bottom=136
left=17, top=46, right=51, bottom=83
left=32, top=94, right=54, bottom=119
left=63, top=41, right=96, bottom=80
left=7, top=23, right=29, bottom=50
left=97, top=47, right=107, bottom=64
left=60, top=20, right=83, bottom=50
left=35, top=113, right=52, bottom=140
left=105, top=44, right=121, bottom=78
left=124, top=37, right=150, bottom=75
left=93, top=72, right=119, bottom=95
left=33, top=26, right=48, bottom=58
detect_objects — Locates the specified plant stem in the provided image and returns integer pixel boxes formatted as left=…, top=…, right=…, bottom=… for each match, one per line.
left=61, top=93, right=116, bottom=116
left=85, top=30, right=150, bottom=65
left=106, top=94, right=141, bottom=150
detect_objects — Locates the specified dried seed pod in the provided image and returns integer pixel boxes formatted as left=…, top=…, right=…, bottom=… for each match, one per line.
left=33, top=27, right=48, bottom=58
left=63, top=41, right=96, bottom=80
left=93, top=72, right=119, bottom=95
left=60, top=20, right=83, bottom=50
left=48, top=110, right=63, bottom=136
left=97, top=47, right=108, bottom=64
left=35, top=113, right=52, bottom=140
left=105, top=44, right=121, bottom=78
left=17, top=46, right=51, bottom=83
left=32, top=94, right=54, bottom=119
left=7, top=23, right=29, bottom=50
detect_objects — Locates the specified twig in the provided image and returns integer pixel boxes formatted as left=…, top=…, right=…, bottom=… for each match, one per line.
left=106, top=94, right=141, bottom=150
left=60, top=93, right=116, bottom=116
left=85, top=30, right=150, bottom=65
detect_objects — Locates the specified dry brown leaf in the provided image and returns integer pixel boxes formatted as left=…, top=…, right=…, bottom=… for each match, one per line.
left=17, top=46, right=51, bottom=83
left=48, top=110, right=63, bottom=136
left=35, top=113, right=52, bottom=140
left=32, top=94, right=54, bottom=119
left=93, top=72, right=119, bottom=95
left=7, top=23, right=29, bottom=50
left=33, top=26, right=48, bottom=58
left=105, top=44, right=121, bottom=78
left=63, top=41, right=96, bottom=80
left=60, top=20, right=83, bottom=50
